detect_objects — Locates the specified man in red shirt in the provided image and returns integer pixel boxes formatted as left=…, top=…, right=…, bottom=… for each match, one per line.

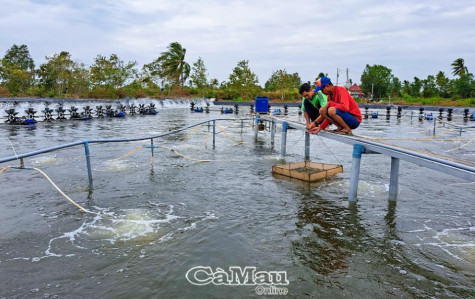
left=309, top=77, right=362, bottom=135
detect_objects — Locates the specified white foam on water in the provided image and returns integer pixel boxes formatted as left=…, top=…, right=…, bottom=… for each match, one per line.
left=181, top=222, right=197, bottom=232
left=31, top=155, right=60, bottom=166
left=25, top=205, right=218, bottom=262
left=86, top=206, right=181, bottom=244
left=357, top=180, right=388, bottom=194
left=325, top=180, right=386, bottom=198
left=203, top=212, right=218, bottom=220
left=173, top=143, right=204, bottom=152
left=263, top=155, right=284, bottom=162
left=26, top=206, right=179, bottom=262
left=99, top=160, right=138, bottom=172
left=157, top=232, right=174, bottom=243
left=410, top=225, right=475, bottom=264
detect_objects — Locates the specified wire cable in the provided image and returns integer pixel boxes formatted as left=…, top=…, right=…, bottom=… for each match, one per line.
left=32, top=167, right=89, bottom=212
left=204, top=131, right=210, bottom=147
left=315, top=135, right=343, bottom=165
left=0, top=165, right=12, bottom=174
left=160, top=145, right=212, bottom=162
left=217, top=125, right=243, bottom=144
left=286, top=130, right=306, bottom=153
left=182, top=125, right=203, bottom=143
left=1, top=166, right=88, bottom=213
left=6, top=138, right=19, bottom=160
left=111, top=146, right=144, bottom=161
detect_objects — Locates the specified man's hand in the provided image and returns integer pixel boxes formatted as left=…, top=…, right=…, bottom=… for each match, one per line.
left=306, top=122, right=317, bottom=130
left=308, top=126, right=322, bottom=134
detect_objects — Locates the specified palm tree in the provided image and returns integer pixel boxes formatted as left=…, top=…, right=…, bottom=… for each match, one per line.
left=157, top=42, right=190, bottom=88
left=451, top=58, right=468, bottom=77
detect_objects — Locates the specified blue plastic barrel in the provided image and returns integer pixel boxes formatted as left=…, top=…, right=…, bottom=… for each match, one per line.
left=255, top=96, right=269, bottom=113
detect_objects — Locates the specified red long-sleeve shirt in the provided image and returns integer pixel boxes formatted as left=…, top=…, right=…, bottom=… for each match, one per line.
left=320, top=86, right=362, bottom=129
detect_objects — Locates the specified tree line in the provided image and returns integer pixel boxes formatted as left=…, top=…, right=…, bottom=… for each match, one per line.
left=360, top=59, right=474, bottom=103
left=0, top=43, right=473, bottom=105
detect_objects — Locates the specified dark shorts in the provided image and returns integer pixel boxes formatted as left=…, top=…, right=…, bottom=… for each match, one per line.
left=303, top=99, right=320, bottom=122
left=335, top=109, right=360, bottom=129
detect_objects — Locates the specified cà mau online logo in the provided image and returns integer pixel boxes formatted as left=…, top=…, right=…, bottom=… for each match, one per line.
left=186, top=266, right=289, bottom=286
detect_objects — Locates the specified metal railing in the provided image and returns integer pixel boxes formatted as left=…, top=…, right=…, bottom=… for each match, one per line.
left=257, top=115, right=475, bottom=201
left=1, top=118, right=252, bottom=189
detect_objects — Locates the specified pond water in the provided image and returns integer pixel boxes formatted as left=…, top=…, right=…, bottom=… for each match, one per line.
left=0, top=100, right=474, bottom=298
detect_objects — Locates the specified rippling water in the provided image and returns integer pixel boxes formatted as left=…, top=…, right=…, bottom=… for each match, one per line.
left=0, top=100, right=474, bottom=298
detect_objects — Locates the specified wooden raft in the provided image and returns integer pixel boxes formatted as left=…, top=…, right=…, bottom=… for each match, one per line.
left=272, top=161, right=343, bottom=182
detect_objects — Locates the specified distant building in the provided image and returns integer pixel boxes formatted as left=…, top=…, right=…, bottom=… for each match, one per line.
left=349, top=83, right=362, bottom=98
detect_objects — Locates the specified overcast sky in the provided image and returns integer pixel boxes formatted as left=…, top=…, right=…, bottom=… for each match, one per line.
left=1, top=0, right=474, bottom=87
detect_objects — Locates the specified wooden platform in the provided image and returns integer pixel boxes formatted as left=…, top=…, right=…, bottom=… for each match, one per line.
left=272, top=161, right=343, bottom=182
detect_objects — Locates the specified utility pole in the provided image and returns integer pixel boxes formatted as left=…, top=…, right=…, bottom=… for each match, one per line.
left=346, top=68, right=349, bottom=88
left=371, top=83, right=374, bottom=101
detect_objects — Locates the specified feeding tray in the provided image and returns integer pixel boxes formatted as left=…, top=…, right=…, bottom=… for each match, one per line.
left=272, top=161, right=343, bottom=182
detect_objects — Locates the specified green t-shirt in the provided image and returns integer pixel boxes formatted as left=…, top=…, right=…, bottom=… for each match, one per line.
left=301, top=91, right=327, bottom=112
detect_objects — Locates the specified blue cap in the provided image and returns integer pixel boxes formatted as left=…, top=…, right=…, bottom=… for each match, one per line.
left=314, top=76, right=332, bottom=92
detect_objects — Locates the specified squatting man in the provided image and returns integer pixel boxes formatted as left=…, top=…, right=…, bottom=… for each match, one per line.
left=304, top=76, right=362, bottom=136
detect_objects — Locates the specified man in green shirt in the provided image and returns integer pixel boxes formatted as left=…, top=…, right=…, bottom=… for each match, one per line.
left=299, top=82, right=328, bottom=130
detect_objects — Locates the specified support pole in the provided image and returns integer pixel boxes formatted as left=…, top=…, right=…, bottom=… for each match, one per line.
left=83, top=140, right=93, bottom=189
left=349, top=144, right=364, bottom=202
left=151, top=138, right=154, bottom=157
left=304, top=132, right=310, bottom=160
left=254, top=114, right=260, bottom=140
left=389, top=157, right=400, bottom=201
left=270, top=120, right=276, bottom=147
left=281, top=122, right=288, bottom=158
left=212, top=120, right=216, bottom=149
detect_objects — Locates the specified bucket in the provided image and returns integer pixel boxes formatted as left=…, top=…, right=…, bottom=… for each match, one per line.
left=255, top=97, right=269, bottom=113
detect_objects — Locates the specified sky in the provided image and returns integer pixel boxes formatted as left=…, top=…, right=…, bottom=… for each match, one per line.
left=1, top=0, right=475, bottom=87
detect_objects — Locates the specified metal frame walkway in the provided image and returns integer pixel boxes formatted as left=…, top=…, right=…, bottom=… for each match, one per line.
left=1, top=115, right=473, bottom=203
left=256, top=115, right=475, bottom=202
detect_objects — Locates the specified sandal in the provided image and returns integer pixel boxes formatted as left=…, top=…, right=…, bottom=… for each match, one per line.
left=334, top=130, right=354, bottom=136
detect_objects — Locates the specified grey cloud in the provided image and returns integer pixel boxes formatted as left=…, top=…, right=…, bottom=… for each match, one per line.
left=1, top=0, right=474, bottom=85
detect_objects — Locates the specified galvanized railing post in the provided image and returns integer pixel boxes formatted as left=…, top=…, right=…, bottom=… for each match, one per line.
left=349, top=144, right=364, bottom=202
left=212, top=120, right=216, bottom=149
left=281, top=122, right=288, bottom=158
left=389, top=157, right=400, bottom=201
left=254, top=114, right=260, bottom=140
left=304, top=132, right=310, bottom=160
left=83, top=140, right=93, bottom=189
left=270, top=120, right=276, bottom=147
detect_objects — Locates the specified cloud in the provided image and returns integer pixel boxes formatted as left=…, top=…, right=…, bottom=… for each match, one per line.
left=1, top=0, right=474, bottom=86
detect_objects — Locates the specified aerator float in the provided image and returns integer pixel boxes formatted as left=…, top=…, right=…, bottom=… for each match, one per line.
left=4, top=108, right=37, bottom=125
